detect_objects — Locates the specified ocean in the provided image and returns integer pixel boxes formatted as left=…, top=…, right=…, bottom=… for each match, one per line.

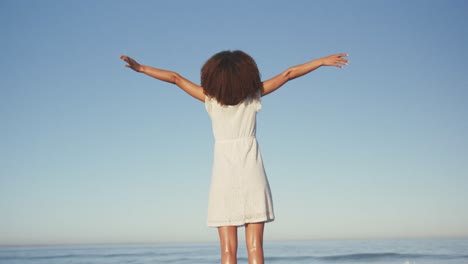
left=1, top=238, right=467, bottom=264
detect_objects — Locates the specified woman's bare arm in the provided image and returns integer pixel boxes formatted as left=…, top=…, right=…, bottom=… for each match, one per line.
left=120, top=55, right=205, bottom=102
left=262, top=53, right=348, bottom=96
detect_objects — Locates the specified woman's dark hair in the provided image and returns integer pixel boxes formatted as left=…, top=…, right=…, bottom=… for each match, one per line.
left=201, top=50, right=262, bottom=106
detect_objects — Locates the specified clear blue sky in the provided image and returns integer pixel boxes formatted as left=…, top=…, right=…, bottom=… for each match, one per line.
left=1, top=0, right=467, bottom=246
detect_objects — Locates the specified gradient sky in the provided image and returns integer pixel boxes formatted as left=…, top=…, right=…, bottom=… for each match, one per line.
left=1, top=0, right=467, bottom=246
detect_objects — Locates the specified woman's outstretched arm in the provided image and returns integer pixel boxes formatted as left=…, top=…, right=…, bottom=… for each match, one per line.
left=120, top=55, right=205, bottom=102
left=261, top=53, right=348, bottom=96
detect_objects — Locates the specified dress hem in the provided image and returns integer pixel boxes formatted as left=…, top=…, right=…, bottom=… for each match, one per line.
left=207, top=216, right=275, bottom=228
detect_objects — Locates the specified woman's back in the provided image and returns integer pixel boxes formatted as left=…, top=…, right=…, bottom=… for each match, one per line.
left=205, top=95, right=275, bottom=227
left=205, top=96, right=261, bottom=141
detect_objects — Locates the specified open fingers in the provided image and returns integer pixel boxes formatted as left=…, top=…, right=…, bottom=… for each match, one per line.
left=120, top=55, right=135, bottom=65
left=121, top=55, right=131, bottom=68
left=333, top=53, right=348, bottom=59
left=335, top=54, right=349, bottom=67
left=120, top=55, right=142, bottom=72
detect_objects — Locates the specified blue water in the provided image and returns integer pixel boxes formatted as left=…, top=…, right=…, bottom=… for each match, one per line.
left=1, top=238, right=467, bottom=264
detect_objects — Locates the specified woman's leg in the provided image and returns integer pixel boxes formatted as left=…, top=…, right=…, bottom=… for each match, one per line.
left=218, top=226, right=238, bottom=264
left=245, top=222, right=265, bottom=264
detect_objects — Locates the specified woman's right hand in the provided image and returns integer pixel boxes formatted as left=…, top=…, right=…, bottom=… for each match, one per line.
left=120, top=55, right=143, bottom=72
left=320, top=53, right=349, bottom=68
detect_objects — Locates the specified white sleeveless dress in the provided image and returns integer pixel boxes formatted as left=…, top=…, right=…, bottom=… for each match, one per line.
left=205, top=95, right=275, bottom=227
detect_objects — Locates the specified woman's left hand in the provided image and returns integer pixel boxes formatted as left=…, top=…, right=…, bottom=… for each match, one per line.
left=120, top=55, right=143, bottom=72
